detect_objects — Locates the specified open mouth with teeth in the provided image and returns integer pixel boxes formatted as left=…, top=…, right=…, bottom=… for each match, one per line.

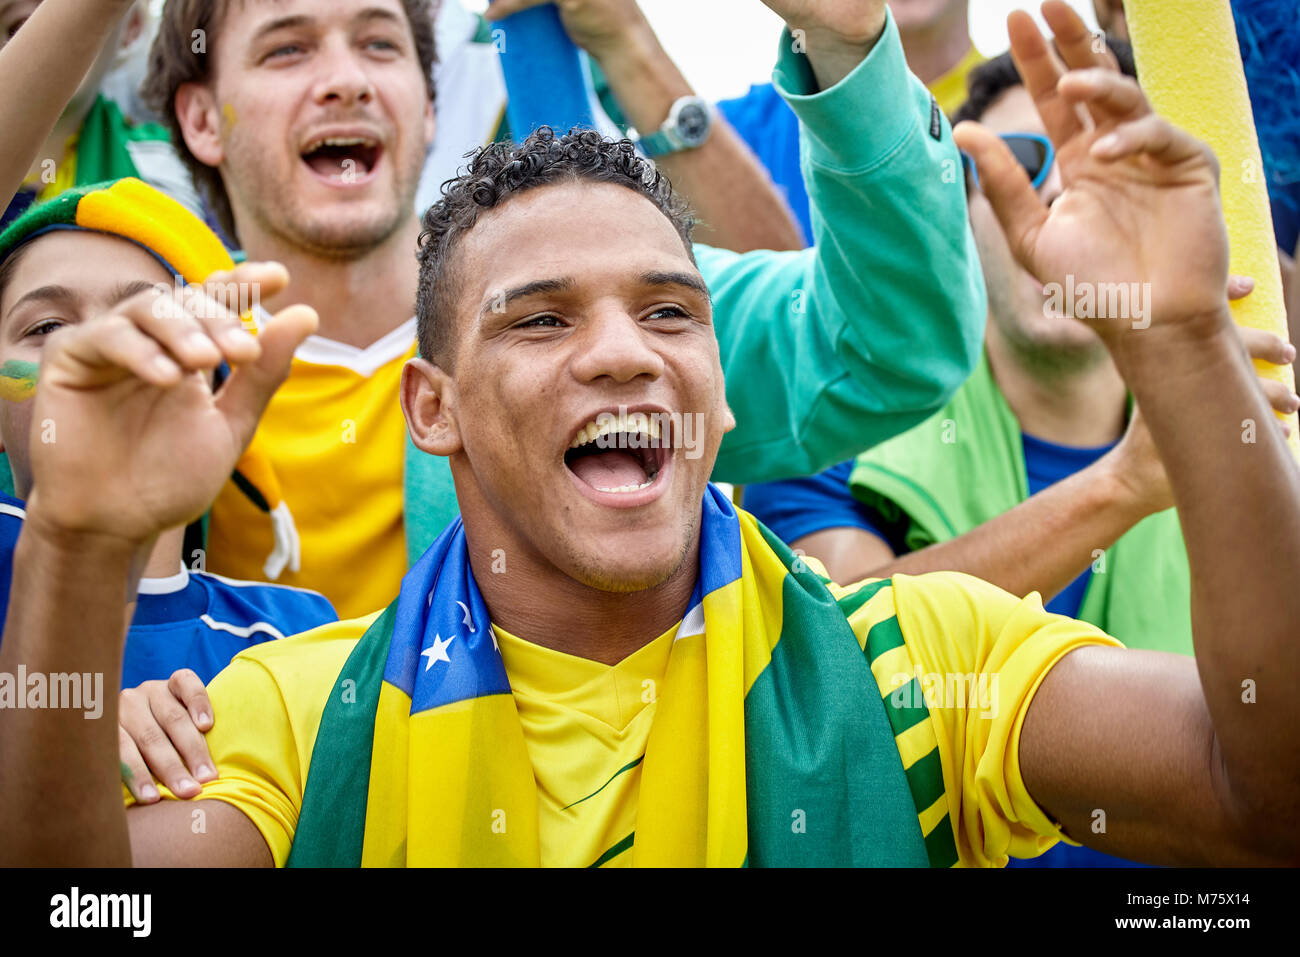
left=564, top=413, right=670, bottom=495
left=300, top=135, right=382, bottom=182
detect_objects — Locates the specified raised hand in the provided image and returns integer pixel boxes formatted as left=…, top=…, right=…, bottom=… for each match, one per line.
left=757, top=0, right=887, bottom=89
left=757, top=0, right=886, bottom=48
left=24, top=262, right=316, bottom=546
left=955, top=2, right=1230, bottom=346
left=484, top=0, right=653, bottom=63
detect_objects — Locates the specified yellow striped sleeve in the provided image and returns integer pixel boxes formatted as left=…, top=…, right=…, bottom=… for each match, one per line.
left=830, top=571, right=1122, bottom=867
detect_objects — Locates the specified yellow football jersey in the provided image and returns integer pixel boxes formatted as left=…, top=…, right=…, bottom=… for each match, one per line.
left=495, top=622, right=676, bottom=868
left=207, top=321, right=416, bottom=619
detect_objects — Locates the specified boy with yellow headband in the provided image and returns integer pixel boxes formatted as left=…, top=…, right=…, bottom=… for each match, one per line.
left=0, top=178, right=336, bottom=799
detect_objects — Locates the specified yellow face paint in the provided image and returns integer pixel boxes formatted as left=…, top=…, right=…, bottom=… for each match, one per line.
left=0, top=360, right=37, bottom=402
left=221, top=103, right=237, bottom=138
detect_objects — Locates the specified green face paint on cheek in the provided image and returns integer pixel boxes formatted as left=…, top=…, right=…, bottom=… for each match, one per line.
left=0, top=360, right=37, bottom=402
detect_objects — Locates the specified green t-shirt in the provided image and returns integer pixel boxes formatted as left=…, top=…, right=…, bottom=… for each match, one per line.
left=849, top=351, right=1193, bottom=655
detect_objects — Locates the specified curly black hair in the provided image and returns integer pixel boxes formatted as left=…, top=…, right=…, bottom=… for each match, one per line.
left=415, top=127, right=696, bottom=366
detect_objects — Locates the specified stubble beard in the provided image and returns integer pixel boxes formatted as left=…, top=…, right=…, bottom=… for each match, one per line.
left=228, top=135, right=425, bottom=262
left=986, top=258, right=1110, bottom=380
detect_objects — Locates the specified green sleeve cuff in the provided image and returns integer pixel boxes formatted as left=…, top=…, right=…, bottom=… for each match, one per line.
left=771, top=9, right=928, bottom=173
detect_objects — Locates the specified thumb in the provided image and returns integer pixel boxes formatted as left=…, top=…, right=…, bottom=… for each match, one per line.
left=214, top=304, right=317, bottom=449
left=954, top=120, right=1049, bottom=277
left=203, top=261, right=290, bottom=317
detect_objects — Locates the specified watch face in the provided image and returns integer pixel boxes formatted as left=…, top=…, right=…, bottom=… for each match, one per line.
left=677, top=103, right=711, bottom=146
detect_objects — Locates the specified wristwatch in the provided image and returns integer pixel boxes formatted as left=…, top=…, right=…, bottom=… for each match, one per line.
left=635, top=95, right=716, bottom=158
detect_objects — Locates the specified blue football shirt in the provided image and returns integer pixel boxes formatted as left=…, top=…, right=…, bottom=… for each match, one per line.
left=0, top=493, right=337, bottom=686
left=743, top=433, right=1115, bottom=620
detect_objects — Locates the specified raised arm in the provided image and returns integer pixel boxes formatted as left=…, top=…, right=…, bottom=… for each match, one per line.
left=0, top=264, right=313, bottom=865
left=963, top=3, right=1300, bottom=863
left=484, top=0, right=804, bottom=253
left=0, top=0, right=133, bottom=204
left=704, top=2, right=985, bottom=482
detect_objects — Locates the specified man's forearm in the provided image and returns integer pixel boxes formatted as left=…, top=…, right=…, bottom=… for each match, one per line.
left=794, top=16, right=887, bottom=91
left=0, top=0, right=133, bottom=203
left=594, top=31, right=803, bottom=252
left=1118, top=316, right=1300, bottom=824
left=852, top=461, right=1149, bottom=601
left=0, top=516, right=142, bottom=865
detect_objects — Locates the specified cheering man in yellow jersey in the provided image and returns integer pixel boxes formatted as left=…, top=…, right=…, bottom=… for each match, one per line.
left=3, top=3, right=1299, bottom=866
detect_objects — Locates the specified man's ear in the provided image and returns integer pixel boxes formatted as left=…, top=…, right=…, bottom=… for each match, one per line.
left=401, top=357, right=462, bottom=456
left=174, top=82, right=225, bottom=169
left=424, top=100, right=436, bottom=150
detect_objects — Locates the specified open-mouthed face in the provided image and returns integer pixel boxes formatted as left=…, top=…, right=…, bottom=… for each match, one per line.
left=0, top=231, right=174, bottom=496
left=402, top=180, right=735, bottom=593
left=186, top=0, right=433, bottom=254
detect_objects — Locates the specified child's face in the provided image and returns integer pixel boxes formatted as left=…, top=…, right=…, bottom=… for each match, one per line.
left=0, top=231, right=173, bottom=496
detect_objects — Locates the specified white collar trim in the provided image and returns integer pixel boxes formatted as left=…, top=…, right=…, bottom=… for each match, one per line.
left=137, top=565, right=191, bottom=596
left=252, top=306, right=417, bottom=376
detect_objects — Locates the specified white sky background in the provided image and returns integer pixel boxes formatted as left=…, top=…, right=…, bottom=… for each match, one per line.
left=460, top=1, right=1102, bottom=102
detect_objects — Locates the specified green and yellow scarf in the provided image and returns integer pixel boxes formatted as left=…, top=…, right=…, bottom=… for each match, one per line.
left=288, top=486, right=930, bottom=867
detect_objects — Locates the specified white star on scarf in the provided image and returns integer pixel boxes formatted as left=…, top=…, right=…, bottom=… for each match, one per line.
left=421, top=633, right=454, bottom=671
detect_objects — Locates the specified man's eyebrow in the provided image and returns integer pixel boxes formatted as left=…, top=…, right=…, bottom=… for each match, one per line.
left=639, top=271, right=711, bottom=302
left=482, top=277, right=577, bottom=316
left=109, top=280, right=163, bottom=307
left=355, top=7, right=405, bottom=27
left=4, top=284, right=76, bottom=321
left=251, top=13, right=313, bottom=40
left=252, top=8, right=402, bottom=40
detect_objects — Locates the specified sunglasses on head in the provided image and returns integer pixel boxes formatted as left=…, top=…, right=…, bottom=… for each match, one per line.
left=961, top=132, right=1055, bottom=191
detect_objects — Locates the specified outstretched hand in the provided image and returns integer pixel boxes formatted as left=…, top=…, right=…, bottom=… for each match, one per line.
left=24, top=262, right=316, bottom=545
left=956, top=2, right=1230, bottom=346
